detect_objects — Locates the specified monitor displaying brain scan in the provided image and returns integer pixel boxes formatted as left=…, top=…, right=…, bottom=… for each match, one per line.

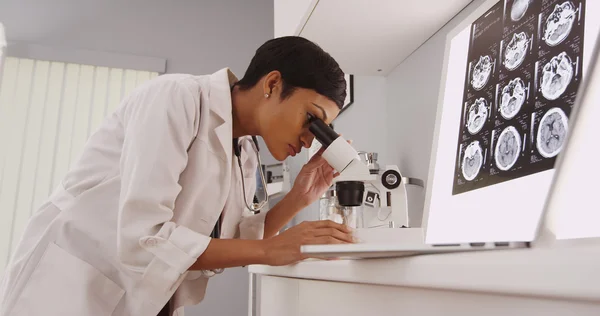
left=426, top=0, right=598, bottom=244
left=450, top=0, right=588, bottom=196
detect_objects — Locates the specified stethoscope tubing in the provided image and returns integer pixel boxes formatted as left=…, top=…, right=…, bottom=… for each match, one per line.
left=234, top=136, right=269, bottom=214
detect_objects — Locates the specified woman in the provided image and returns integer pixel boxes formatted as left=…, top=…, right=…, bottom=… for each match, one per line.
left=0, top=36, right=355, bottom=316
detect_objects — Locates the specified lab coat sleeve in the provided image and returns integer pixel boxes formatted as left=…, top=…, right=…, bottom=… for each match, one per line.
left=116, top=78, right=211, bottom=280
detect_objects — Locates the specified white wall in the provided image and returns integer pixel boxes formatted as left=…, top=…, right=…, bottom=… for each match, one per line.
left=0, top=1, right=273, bottom=315
left=332, top=76, right=388, bottom=164
left=274, top=0, right=313, bottom=37
left=385, top=0, right=485, bottom=225
left=0, top=0, right=273, bottom=76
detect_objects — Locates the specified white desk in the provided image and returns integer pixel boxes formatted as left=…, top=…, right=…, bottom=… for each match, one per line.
left=248, top=244, right=600, bottom=316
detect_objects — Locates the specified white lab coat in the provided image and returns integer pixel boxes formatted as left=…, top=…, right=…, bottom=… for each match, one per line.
left=0, top=68, right=267, bottom=316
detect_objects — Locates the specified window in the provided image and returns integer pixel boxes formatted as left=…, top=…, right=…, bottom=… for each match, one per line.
left=0, top=56, right=159, bottom=273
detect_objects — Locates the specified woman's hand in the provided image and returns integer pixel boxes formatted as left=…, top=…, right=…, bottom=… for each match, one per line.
left=261, top=220, right=355, bottom=266
left=290, top=141, right=350, bottom=207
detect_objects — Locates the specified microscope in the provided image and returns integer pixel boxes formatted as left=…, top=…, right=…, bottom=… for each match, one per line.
left=308, top=117, right=413, bottom=230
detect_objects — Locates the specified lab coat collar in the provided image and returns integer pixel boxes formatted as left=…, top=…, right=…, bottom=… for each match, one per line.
left=209, top=67, right=238, bottom=124
left=209, top=68, right=238, bottom=164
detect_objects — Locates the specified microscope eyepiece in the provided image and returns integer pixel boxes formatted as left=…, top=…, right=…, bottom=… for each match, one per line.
left=308, top=115, right=338, bottom=148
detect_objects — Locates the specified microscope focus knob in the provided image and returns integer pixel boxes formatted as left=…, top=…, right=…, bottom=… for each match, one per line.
left=381, top=170, right=401, bottom=190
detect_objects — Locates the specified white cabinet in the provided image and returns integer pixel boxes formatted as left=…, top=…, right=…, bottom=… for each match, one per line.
left=254, top=275, right=299, bottom=316
left=273, top=0, right=473, bottom=75
left=255, top=275, right=600, bottom=316
left=250, top=246, right=600, bottom=315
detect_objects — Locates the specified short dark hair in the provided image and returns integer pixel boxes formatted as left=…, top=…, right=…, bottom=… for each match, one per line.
left=235, top=36, right=347, bottom=109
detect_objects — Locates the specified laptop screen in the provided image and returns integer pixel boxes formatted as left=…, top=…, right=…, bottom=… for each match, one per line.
left=424, top=0, right=600, bottom=244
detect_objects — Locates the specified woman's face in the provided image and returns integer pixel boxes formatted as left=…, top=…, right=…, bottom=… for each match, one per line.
left=261, top=84, right=340, bottom=161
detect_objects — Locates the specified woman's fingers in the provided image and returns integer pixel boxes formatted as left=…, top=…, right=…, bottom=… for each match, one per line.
left=316, top=146, right=325, bottom=155
left=304, top=157, right=327, bottom=172
left=313, top=227, right=355, bottom=243
left=307, top=146, right=325, bottom=163
left=311, top=220, right=353, bottom=233
left=306, top=150, right=325, bottom=165
left=308, top=236, right=348, bottom=245
left=320, top=163, right=335, bottom=178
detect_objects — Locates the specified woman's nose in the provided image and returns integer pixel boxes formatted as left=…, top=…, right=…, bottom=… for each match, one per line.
left=300, top=132, right=315, bottom=148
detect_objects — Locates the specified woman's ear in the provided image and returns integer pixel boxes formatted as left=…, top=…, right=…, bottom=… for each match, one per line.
left=263, top=71, right=282, bottom=97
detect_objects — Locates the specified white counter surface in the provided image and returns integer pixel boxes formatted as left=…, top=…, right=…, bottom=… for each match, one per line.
left=249, top=244, right=600, bottom=302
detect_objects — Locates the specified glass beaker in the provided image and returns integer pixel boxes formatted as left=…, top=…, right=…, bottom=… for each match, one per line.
left=339, top=206, right=363, bottom=229
left=319, top=188, right=342, bottom=223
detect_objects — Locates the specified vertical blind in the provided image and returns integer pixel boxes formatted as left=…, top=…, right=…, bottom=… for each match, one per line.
left=0, top=56, right=158, bottom=274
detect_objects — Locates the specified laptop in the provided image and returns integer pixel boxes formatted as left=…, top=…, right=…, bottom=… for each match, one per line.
left=301, top=0, right=600, bottom=259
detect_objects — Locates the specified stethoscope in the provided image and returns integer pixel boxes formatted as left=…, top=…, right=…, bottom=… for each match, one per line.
left=210, top=136, right=269, bottom=240
left=233, top=136, right=269, bottom=214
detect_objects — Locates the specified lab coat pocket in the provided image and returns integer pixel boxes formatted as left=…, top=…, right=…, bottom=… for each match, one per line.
left=10, top=242, right=124, bottom=316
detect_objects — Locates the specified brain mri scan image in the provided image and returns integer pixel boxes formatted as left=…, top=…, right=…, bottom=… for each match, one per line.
left=495, top=126, right=521, bottom=171
left=500, top=77, right=526, bottom=120
left=541, top=51, right=574, bottom=100
left=471, top=55, right=493, bottom=90
left=467, top=97, right=489, bottom=134
left=505, top=32, right=530, bottom=71
left=462, top=141, right=484, bottom=181
left=544, top=1, right=578, bottom=46
left=511, top=0, right=530, bottom=21
left=537, top=107, right=569, bottom=158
